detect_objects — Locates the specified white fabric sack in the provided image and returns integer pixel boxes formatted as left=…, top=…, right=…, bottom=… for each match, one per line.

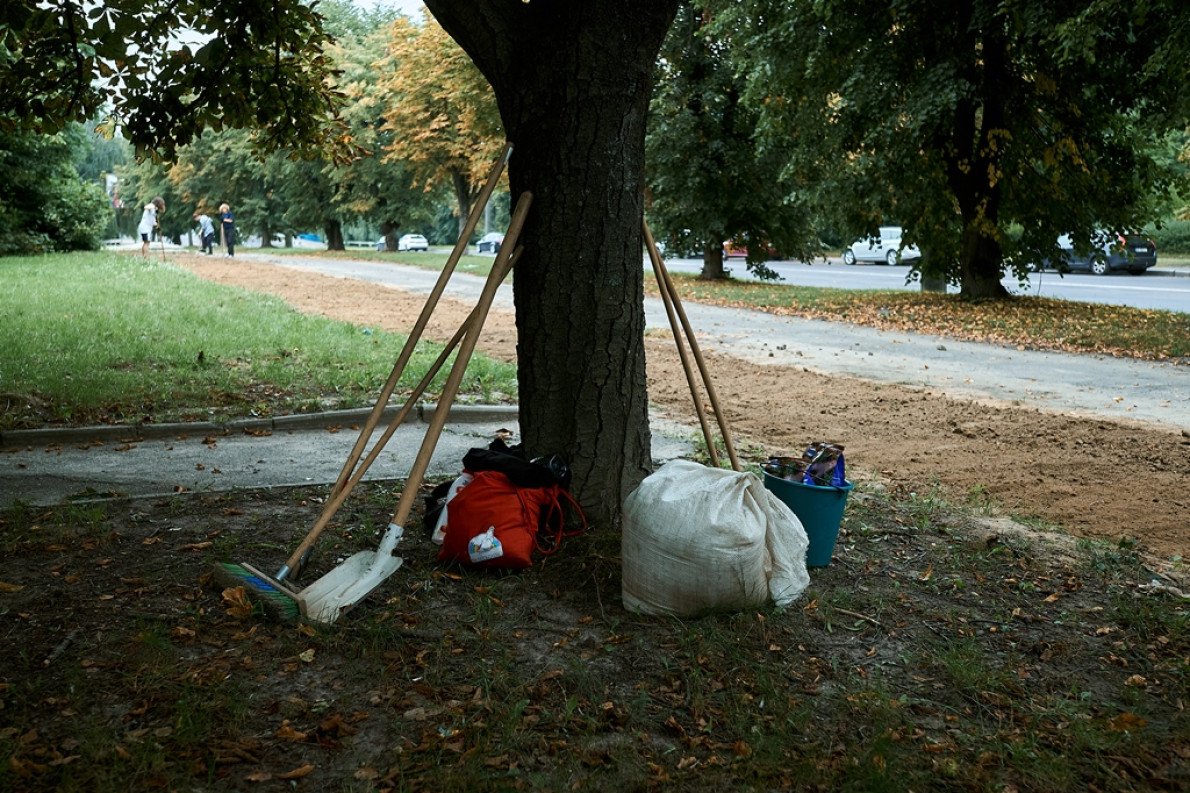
left=622, top=459, right=810, bottom=616
left=431, top=472, right=474, bottom=545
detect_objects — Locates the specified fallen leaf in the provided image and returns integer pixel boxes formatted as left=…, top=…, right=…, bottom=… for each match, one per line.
left=1124, top=674, right=1147, bottom=688
left=319, top=713, right=358, bottom=737
left=244, top=770, right=272, bottom=782
left=221, top=587, right=254, bottom=619
left=0, top=581, right=25, bottom=593
left=181, top=542, right=212, bottom=551
left=1109, top=712, right=1147, bottom=732
left=919, top=564, right=933, bottom=582
left=299, top=649, right=315, bottom=663
left=277, top=763, right=314, bottom=780
left=275, top=721, right=308, bottom=742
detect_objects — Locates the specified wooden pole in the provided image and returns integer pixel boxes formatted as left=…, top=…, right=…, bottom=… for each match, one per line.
left=643, top=221, right=741, bottom=471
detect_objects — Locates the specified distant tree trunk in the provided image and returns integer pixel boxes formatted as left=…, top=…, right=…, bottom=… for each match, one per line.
left=325, top=219, right=344, bottom=251
left=380, top=221, right=397, bottom=252
left=946, top=24, right=1010, bottom=300
left=701, top=242, right=726, bottom=279
left=451, top=169, right=473, bottom=242
left=918, top=249, right=946, bottom=293
left=427, top=0, right=679, bottom=528
left=957, top=218, right=1008, bottom=298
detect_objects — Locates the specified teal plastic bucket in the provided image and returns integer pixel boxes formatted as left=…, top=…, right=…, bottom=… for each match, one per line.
left=762, top=472, right=853, bottom=567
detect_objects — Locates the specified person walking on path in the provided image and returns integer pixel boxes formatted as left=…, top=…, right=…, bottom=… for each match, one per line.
left=137, top=197, right=165, bottom=258
left=193, top=211, right=216, bottom=254
left=219, top=203, right=236, bottom=257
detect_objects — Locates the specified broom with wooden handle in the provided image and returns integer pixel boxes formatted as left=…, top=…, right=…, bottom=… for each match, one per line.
left=275, top=248, right=518, bottom=585
left=296, top=192, right=532, bottom=624
left=313, top=143, right=512, bottom=534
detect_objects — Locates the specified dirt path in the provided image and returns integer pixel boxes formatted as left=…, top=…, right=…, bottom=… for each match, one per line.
left=173, top=255, right=1189, bottom=559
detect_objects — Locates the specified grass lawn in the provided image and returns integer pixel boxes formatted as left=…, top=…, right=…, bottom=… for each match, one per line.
left=0, top=253, right=517, bottom=430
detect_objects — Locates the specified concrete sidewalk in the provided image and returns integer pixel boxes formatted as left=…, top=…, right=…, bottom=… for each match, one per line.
left=0, top=405, right=698, bottom=508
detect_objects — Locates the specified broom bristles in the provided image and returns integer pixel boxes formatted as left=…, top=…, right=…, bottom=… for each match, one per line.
left=212, top=562, right=302, bottom=622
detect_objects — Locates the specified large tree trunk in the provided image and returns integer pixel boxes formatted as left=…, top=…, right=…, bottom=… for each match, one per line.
left=426, top=1, right=679, bottom=528
left=957, top=220, right=1008, bottom=298
left=701, top=242, right=726, bottom=280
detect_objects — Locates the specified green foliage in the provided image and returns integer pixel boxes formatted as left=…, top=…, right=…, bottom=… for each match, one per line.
left=711, top=0, right=1190, bottom=297
left=0, top=128, right=112, bottom=255
left=1145, top=219, right=1190, bottom=254
left=376, top=14, right=506, bottom=240
left=0, top=0, right=346, bottom=160
left=328, top=29, right=441, bottom=242
left=646, top=5, right=812, bottom=279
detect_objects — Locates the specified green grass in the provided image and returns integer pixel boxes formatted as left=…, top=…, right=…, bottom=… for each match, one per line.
left=0, top=252, right=517, bottom=429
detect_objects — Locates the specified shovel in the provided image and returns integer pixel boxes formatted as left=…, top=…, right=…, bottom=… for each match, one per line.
left=295, top=191, right=533, bottom=624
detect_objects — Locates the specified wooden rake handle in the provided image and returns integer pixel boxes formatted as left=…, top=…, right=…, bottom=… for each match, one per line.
left=327, top=142, right=512, bottom=501
left=387, top=192, right=533, bottom=531
left=643, top=220, right=740, bottom=472
left=279, top=250, right=519, bottom=579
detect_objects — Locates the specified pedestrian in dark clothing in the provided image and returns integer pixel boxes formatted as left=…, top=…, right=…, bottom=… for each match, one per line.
left=219, top=203, right=236, bottom=257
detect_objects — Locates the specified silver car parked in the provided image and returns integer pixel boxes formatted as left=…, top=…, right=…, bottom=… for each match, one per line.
left=842, top=226, right=921, bottom=266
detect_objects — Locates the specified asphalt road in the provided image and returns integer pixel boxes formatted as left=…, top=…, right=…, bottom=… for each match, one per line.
left=245, top=254, right=1189, bottom=432
left=661, top=257, right=1190, bottom=313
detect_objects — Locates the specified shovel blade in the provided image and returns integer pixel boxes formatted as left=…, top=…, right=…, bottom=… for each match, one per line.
left=298, top=524, right=404, bottom=624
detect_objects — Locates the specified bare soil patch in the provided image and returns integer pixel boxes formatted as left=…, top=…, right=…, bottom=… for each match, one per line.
left=173, top=254, right=1188, bottom=560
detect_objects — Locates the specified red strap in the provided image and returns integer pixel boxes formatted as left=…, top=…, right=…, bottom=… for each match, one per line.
left=535, top=488, right=589, bottom=556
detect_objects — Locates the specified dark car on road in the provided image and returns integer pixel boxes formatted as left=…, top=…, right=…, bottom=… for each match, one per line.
left=1037, top=232, right=1157, bottom=275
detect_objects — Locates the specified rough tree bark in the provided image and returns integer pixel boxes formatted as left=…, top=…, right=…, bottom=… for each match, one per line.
left=425, top=1, right=680, bottom=528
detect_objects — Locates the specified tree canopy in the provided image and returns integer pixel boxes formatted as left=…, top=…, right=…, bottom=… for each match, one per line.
left=0, top=0, right=344, bottom=159
left=712, top=0, right=1190, bottom=297
left=0, top=127, right=112, bottom=254
left=377, top=13, right=505, bottom=241
left=646, top=3, right=811, bottom=279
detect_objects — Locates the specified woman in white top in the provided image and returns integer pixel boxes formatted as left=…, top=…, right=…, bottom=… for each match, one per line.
left=138, top=197, right=165, bottom=258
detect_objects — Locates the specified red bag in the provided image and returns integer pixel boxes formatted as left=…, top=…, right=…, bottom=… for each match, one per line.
left=437, top=470, right=585, bottom=569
